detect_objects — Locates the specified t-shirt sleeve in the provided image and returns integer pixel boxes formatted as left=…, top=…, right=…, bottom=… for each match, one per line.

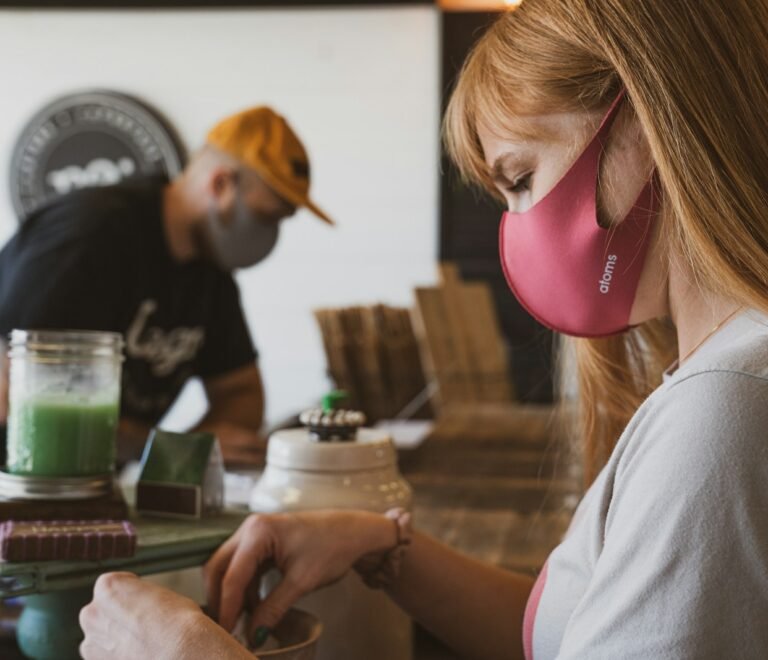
left=557, top=371, right=768, bottom=660
left=0, top=203, right=124, bottom=334
left=195, top=273, right=257, bottom=380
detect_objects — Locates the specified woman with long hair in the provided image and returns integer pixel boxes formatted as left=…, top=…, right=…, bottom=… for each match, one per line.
left=80, top=2, right=768, bottom=658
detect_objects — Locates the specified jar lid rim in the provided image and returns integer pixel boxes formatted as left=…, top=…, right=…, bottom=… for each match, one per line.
left=10, top=329, right=124, bottom=347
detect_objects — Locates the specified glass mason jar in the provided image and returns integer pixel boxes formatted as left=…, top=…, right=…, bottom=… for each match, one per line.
left=6, top=330, right=124, bottom=477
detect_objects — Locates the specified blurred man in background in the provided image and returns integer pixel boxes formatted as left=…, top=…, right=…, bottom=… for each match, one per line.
left=0, top=107, right=333, bottom=466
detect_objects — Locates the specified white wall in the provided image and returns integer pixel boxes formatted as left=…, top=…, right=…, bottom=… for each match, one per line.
left=0, top=7, right=440, bottom=427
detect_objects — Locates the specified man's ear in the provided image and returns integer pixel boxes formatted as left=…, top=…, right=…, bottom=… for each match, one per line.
left=208, top=166, right=238, bottom=208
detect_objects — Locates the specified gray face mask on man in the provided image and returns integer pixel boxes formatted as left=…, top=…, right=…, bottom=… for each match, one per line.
left=206, top=184, right=280, bottom=271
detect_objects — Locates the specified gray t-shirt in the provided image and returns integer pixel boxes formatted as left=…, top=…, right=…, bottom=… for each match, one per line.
left=525, top=310, right=768, bottom=659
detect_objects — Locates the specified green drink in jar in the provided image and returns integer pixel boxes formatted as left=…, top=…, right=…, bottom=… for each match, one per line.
left=5, top=330, right=124, bottom=477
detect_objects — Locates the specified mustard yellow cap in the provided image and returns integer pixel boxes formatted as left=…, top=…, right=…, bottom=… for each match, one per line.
left=206, top=107, right=334, bottom=225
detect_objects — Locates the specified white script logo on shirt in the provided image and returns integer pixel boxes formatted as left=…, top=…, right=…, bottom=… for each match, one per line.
left=126, top=299, right=205, bottom=377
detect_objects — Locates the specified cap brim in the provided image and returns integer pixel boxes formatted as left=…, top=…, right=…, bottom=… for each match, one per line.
left=241, top=161, right=336, bottom=226
left=304, top=199, right=335, bottom=225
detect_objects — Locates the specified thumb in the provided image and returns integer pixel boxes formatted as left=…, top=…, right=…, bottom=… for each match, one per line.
left=248, top=576, right=304, bottom=639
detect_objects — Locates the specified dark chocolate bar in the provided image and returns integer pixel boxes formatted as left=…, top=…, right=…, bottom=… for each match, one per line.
left=0, top=520, right=137, bottom=562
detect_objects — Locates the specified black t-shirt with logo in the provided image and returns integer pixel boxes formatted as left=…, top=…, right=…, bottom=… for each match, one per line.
left=0, top=177, right=257, bottom=426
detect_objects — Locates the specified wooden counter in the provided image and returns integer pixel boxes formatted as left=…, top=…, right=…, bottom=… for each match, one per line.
left=0, top=403, right=581, bottom=659
left=402, top=403, right=581, bottom=659
left=402, top=403, right=580, bottom=576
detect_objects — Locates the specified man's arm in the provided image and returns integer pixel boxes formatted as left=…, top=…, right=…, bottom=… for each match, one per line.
left=197, top=363, right=266, bottom=467
left=116, top=365, right=265, bottom=467
left=116, top=417, right=154, bottom=465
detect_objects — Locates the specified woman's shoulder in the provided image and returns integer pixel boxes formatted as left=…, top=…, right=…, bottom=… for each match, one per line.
left=630, top=310, right=768, bottom=443
left=582, top=312, right=768, bottom=533
left=671, top=309, right=768, bottom=385
left=660, top=366, right=768, bottom=450
left=597, top=362, right=768, bottom=547
left=613, top=342, right=768, bottom=500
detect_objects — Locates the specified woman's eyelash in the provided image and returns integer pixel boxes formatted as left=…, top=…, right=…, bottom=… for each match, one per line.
left=507, top=173, right=532, bottom=194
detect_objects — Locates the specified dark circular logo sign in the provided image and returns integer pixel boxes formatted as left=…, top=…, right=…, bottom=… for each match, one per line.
left=10, top=90, right=186, bottom=220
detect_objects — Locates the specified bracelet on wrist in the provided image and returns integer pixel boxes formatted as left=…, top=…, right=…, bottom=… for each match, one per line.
left=353, top=507, right=412, bottom=590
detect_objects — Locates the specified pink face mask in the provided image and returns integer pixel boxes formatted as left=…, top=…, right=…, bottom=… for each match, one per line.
left=498, top=92, right=660, bottom=338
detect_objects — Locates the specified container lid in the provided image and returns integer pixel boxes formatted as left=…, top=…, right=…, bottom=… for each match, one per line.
left=266, top=428, right=396, bottom=472
left=0, top=470, right=112, bottom=500
left=9, top=329, right=124, bottom=361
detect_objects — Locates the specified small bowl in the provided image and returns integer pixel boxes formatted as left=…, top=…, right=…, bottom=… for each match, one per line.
left=243, top=608, right=322, bottom=659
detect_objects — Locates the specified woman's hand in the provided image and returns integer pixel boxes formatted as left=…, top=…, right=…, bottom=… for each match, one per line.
left=204, top=510, right=394, bottom=643
left=79, top=572, right=251, bottom=660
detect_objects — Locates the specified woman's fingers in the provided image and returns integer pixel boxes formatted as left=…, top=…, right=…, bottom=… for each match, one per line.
left=206, top=511, right=368, bottom=640
left=79, top=631, right=117, bottom=658
left=204, top=531, right=241, bottom=620
left=218, top=516, right=274, bottom=632
left=80, top=583, right=132, bottom=660
left=90, top=572, right=142, bottom=622
left=248, top=573, right=306, bottom=636
left=244, top=565, right=268, bottom=612
left=79, top=598, right=101, bottom=632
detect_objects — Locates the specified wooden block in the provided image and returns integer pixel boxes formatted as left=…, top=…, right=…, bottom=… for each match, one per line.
left=0, top=483, right=129, bottom=522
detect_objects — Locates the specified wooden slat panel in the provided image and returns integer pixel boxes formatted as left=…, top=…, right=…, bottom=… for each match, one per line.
left=412, top=262, right=515, bottom=413
left=461, top=282, right=514, bottom=402
left=437, top=263, right=480, bottom=401
left=314, top=304, right=429, bottom=422
left=412, top=287, right=474, bottom=408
